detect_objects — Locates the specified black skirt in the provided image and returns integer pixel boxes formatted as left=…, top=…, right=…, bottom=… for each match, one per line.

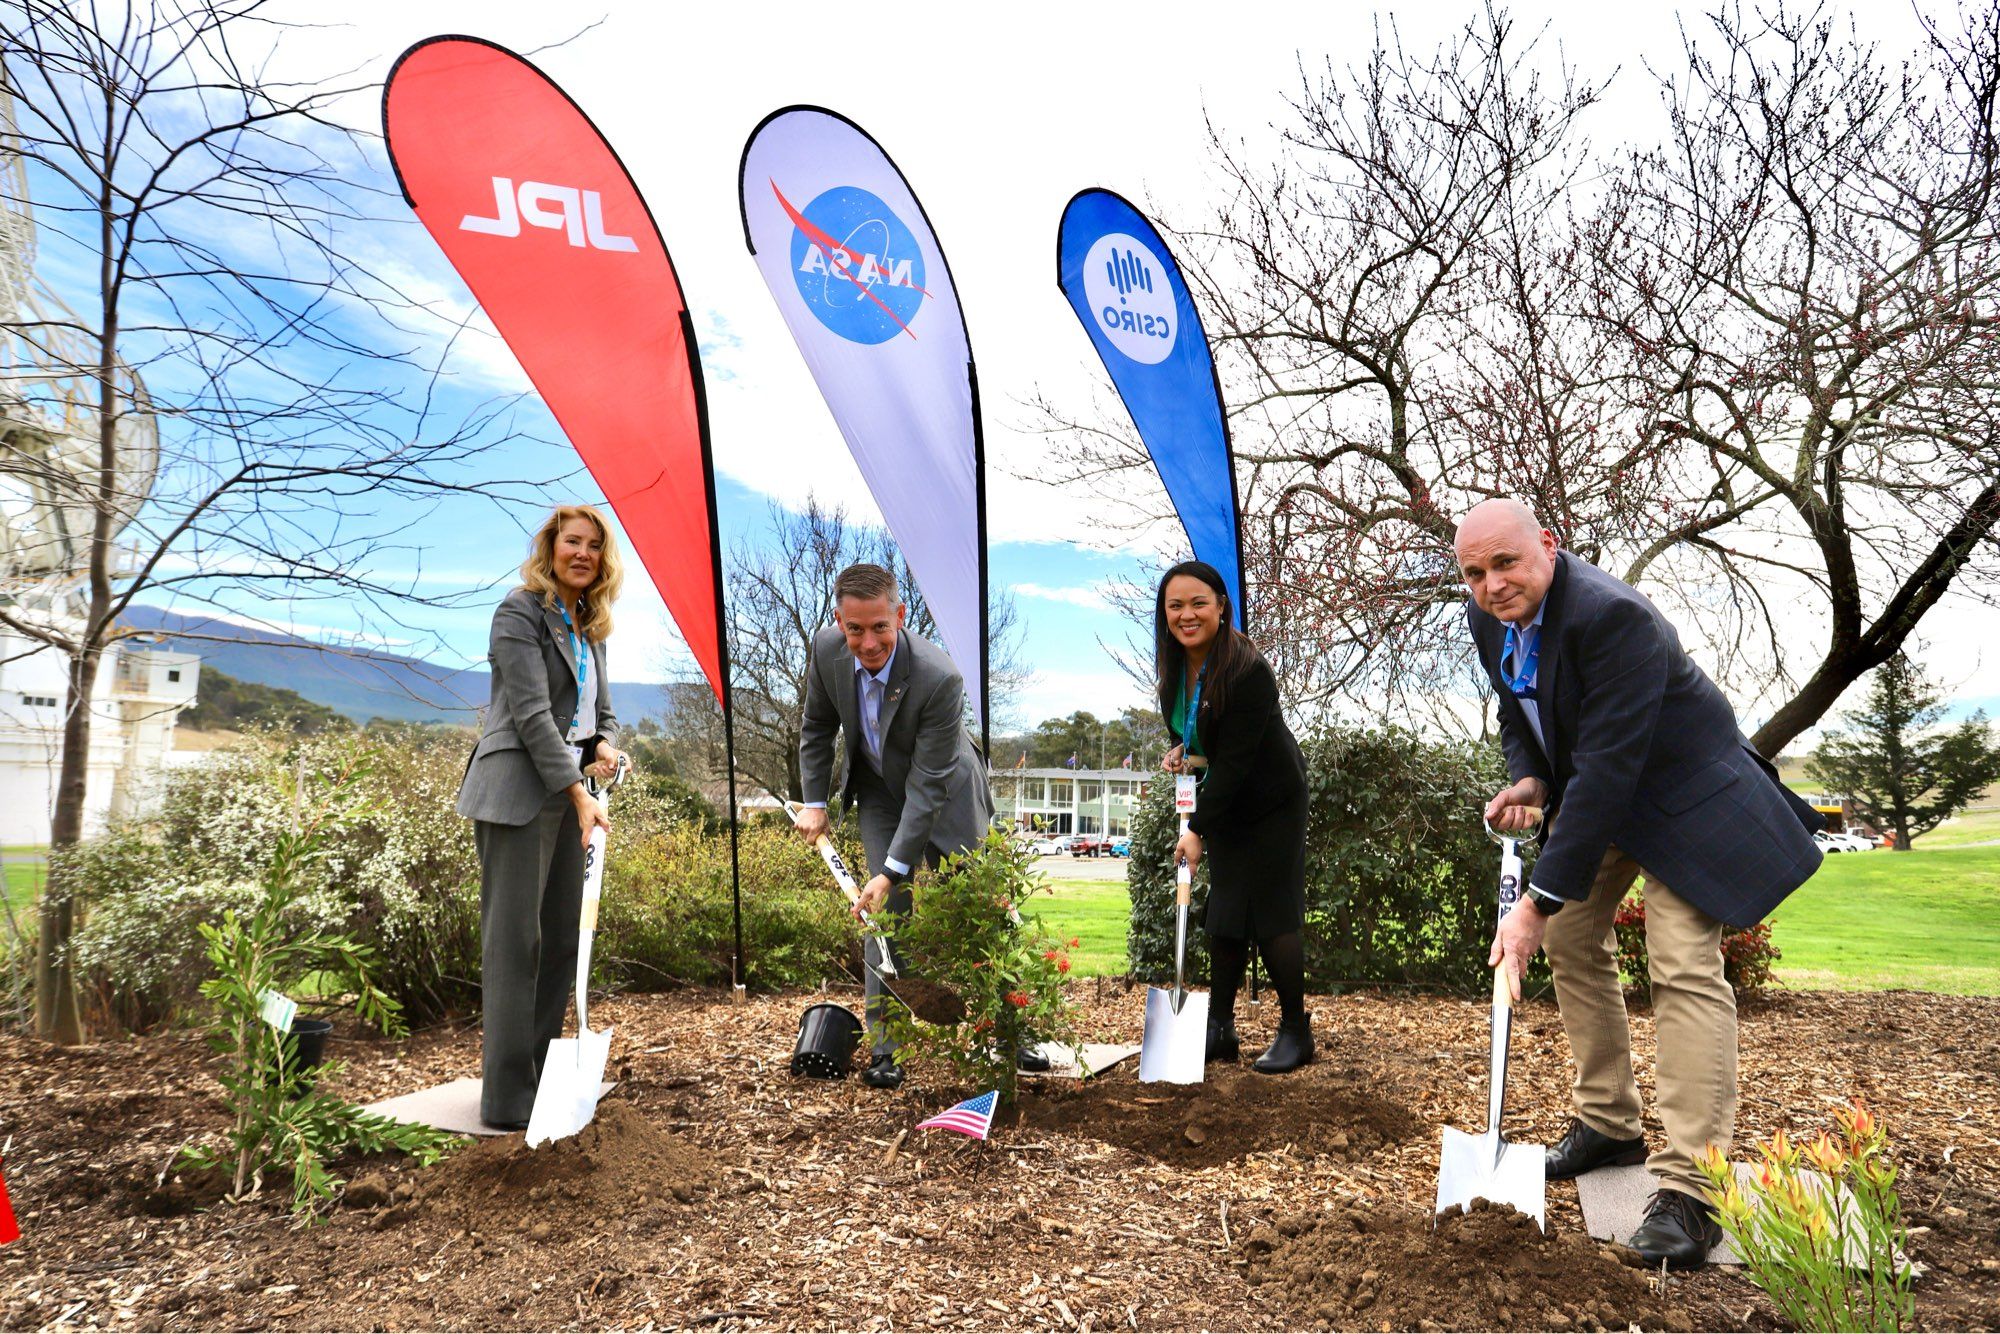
left=1202, top=781, right=1308, bottom=943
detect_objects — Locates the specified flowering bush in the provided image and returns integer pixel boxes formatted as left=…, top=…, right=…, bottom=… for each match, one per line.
left=883, top=832, right=1080, bottom=1106
left=1614, top=890, right=1781, bottom=996
left=1699, top=1103, right=1914, bottom=1331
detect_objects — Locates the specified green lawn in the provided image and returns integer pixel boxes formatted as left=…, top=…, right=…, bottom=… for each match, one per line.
left=1, top=848, right=45, bottom=913
left=1028, top=849, right=2000, bottom=996
left=1032, top=878, right=1130, bottom=977
left=1768, top=843, right=2000, bottom=995
left=1915, top=804, right=2000, bottom=849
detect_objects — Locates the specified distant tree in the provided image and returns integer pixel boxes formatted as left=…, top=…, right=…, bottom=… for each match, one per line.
left=1015, top=707, right=1162, bottom=771
left=1806, top=653, right=2000, bottom=850
left=178, top=668, right=352, bottom=736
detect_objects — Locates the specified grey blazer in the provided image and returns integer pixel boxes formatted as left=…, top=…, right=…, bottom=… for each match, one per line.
left=456, top=586, right=620, bottom=827
left=1469, top=551, right=1821, bottom=926
left=799, top=624, right=992, bottom=868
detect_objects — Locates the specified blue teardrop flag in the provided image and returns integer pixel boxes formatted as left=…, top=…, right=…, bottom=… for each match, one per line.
left=1056, top=189, right=1245, bottom=626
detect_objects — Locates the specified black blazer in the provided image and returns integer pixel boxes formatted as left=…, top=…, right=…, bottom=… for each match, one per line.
left=1469, top=551, right=1822, bottom=927
left=1162, top=652, right=1307, bottom=839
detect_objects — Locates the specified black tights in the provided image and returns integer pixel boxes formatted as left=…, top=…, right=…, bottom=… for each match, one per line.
left=1209, top=931, right=1307, bottom=1023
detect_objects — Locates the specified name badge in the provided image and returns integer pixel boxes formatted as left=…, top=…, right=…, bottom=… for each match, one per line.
left=1174, top=773, right=1198, bottom=814
left=570, top=744, right=586, bottom=770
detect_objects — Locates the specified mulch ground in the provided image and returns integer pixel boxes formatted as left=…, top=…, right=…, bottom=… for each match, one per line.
left=0, top=982, right=1995, bottom=1332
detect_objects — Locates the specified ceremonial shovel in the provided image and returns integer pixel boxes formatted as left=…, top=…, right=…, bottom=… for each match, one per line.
left=1435, top=807, right=1547, bottom=1228
left=526, top=756, right=629, bottom=1148
left=1139, top=777, right=1208, bottom=1084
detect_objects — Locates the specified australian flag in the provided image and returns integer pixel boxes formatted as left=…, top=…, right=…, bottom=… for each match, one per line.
left=915, top=1090, right=998, bottom=1140
left=1065, top=753, right=1078, bottom=769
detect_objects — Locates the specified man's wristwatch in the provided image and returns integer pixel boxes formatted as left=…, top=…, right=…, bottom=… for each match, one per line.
left=1524, top=885, right=1567, bottom=916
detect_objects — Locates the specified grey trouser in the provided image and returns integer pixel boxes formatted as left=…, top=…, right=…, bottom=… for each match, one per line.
left=1543, top=845, right=1737, bottom=1197
left=475, top=793, right=584, bottom=1125
left=852, top=763, right=947, bottom=1060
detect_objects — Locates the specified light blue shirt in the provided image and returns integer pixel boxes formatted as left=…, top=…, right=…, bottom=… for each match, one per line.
left=1505, top=599, right=1547, bottom=757
left=805, top=643, right=909, bottom=877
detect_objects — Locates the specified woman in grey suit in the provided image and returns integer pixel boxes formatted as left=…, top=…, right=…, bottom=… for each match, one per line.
left=456, top=505, right=628, bottom=1130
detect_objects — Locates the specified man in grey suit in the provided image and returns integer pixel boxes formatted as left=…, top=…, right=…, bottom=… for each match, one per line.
left=1461, top=499, right=1823, bottom=1269
left=794, top=562, right=997, bottom=1089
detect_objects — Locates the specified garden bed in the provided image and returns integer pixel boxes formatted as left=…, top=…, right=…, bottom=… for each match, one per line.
left=0, top=985, right=1994, bottom=1331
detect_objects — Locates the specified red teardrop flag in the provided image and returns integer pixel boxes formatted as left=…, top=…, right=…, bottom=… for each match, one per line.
left=383, top=37, right=725, bottom=704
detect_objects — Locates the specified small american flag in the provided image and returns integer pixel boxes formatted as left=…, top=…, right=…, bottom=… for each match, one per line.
left=915, top=1090, right=998, bottom=1140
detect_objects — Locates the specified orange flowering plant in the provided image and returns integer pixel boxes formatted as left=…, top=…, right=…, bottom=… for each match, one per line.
left=883, top=833, right=1080, bottom=1106
left=1697, top=1102, right=1914, bottom=1332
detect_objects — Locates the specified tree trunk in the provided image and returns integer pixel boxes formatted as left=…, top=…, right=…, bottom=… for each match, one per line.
left=37, top=644, right=99, bottom=1044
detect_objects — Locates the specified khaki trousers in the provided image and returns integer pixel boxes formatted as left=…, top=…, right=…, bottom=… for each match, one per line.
left=1542, top=846, right=1736, bottom=1196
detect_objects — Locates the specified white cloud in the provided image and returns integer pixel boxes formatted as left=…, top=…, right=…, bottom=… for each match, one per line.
left=1011, top=581, right=1114, bottom=611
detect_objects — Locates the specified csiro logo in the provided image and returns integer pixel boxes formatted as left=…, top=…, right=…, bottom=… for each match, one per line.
left=1081, top=232, right=1176, bottom=364
left=775, top=181, right=928, bottom=344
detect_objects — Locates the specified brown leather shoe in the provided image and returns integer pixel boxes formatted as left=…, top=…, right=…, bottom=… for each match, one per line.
left=1544, top=1117, right=1648, bottom=1180
left=1628, top=1188, right=1723, bottom=1270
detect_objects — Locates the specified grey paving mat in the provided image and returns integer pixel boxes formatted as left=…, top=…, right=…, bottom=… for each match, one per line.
left=1578, top=1162, right=1915, bottom=1272
left=364, top=1076, right=614, bottom=1137
left=1022, top=1043, right=1142, bottom=1080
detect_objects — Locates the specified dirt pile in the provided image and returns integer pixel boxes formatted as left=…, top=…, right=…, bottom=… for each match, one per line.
left=364, top=1100, right=715, bottom=1232
left=1021, top=1061, right=1420, bottom=1166
left=889, top=976, right=967, bottom=1025
left=1242, top=1199, right=1691, bottom=1331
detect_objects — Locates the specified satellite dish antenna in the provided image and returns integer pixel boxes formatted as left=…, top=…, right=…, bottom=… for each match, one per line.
left=0, top=67, right=159, bottom=598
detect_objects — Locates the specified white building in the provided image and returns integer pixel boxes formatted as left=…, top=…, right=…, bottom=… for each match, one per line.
left=0, top=624, right=199, bottom=844
left=991, top=767, right=1149, bottom=838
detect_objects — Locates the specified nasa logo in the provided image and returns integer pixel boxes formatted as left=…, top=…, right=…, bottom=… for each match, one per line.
left=778, top=182, right=927, bottom=345
left=458, top=177, right=637, bottom=253
left=1081, top=232, right=1176, bottom=364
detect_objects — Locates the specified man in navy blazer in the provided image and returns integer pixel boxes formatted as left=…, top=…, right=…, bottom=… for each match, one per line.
left=1459, top=499, right=1822, bottom=1269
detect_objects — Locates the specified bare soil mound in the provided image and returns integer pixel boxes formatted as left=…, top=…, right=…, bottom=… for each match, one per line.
left=1243, top=1198, right=1692, bottom=1331
left=1021, top=1060, right=1420, bottom=1166
left=380, top=1101, right=715, bottom=1233
left=888, top=976, right=967, bottom=1025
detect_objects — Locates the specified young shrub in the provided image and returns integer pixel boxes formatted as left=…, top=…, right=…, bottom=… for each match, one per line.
left=1615, top=890, right=1781, bottom=996
left=1699, top=1102, right=1914, bottom=1332
left=883, top=833, right=1080, bottom=1106
left=180, top=753, right=455, bottom=1219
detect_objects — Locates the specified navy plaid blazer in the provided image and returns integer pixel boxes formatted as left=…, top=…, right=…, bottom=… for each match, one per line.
left=1469, top=552, right=1823, bottom=927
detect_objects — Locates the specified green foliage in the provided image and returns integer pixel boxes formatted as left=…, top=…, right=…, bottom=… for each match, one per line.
left=1807, top=653, right=2000, bottom=849
left=1001, top=707, right=1164, bottom=771
left=1614, top=891, right=1781, bottom=996
left=178, top=666, right=353, bottom=735
left=884, top=833, right=1080, bottom=1105
left=594, top=822, right=858, bottom=991
left=1127, top=724, right=1542, bottom=994
left=179, top=755, right=454, bottom=1219
left=1700, top=1105, right=1914, bottom=1331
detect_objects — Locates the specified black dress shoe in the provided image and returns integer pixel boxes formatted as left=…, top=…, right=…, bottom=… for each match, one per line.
left=1544, top=1117, right=1648, bottom=1180
left=1205, top=1016, right=1240, bottom=1063
left=481, top=1116, right=528, bottom=1133
left=861, top=1055, right=905, bottom=1090
left=1628, top=1188, right=1723, bottom=1270
left=1016, top=1046, right=1052, bottom=1073
left=1252, top=1013, right=1314, bottom=1074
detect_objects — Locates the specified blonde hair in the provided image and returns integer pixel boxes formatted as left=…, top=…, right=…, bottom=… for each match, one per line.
left=519, top=505, right=623, bottom=641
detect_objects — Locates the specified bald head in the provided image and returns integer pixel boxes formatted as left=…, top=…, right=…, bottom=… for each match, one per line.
left=1455, top=499, right=1558, bottom=624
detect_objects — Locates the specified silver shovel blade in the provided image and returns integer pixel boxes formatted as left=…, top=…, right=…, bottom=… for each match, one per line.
left=525, top=1024, right=614, bottom=1147
left=1436, top=1125, right=1546, bottom=1230
left=1138, top=987, right=1208, bottom=1084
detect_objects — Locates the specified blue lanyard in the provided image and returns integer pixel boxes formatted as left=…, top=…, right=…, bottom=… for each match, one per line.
left=1502, top=623, right=1539, bottom=698
left=1184, top=662, right=1205, bottom=747
left=559, top=600, right=589, bottom=733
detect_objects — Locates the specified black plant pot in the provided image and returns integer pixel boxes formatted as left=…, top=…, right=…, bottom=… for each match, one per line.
left=285, top=1018, right=334, bottom=1094
left=791, top=1003, right=862, bottom=1079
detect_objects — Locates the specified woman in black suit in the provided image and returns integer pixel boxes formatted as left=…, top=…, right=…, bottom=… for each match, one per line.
left=455, top=505, right=628, bottom=1130
left=1156, top=560, right=1314, bottom=1073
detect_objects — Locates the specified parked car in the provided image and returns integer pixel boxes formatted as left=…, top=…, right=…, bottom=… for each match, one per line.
left=1827, top=831, right=1876, bottom=852
left=1067, top=836, right=1111, bottom=857
left=1813, top=830, right=1850, bottom=853
left=1028, top=837, right=1063, bottom=857
left=1110, top=838, right=1131, bottom=857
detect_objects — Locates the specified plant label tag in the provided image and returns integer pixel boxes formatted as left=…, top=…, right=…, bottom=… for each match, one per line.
left=257, top=989, right=297, bottom=1034
left=1174, top=774, right=1197, bottom=814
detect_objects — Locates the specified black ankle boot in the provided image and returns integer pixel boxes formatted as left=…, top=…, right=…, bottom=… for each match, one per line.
left=1205, top=1014, right=1240, bottom=1063
left=1252, top=1012, right=1314, bottom=1074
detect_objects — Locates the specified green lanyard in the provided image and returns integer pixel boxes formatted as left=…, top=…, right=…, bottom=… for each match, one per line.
left=558, top=600, right=589, bottom=736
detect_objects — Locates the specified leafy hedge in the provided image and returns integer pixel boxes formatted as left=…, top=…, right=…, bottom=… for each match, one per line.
left=1128, top=724, right=1550, bottom=995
